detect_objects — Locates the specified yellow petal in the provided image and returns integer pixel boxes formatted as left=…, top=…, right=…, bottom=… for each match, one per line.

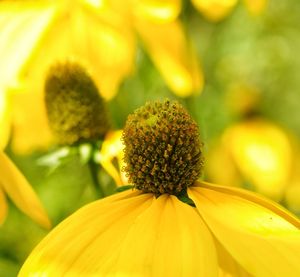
left=0, top=90, right=11, bottom=150
left=191, top=0, right=238, bottom=21
left=19, top=191, right=152, bottom=276
left=20, top=1, right=135, bottom=101
left=136, top=19, right=204, bottom=97
left=215, top=238, right=252, bottom=277
left=189, top=182, right=300, bottom=277
left=223, top=119, right=292, bottom=201
left=243, top=0, right=268, bottom=15
left=99, top=130, right=126, bottom=186
left=20, top=192, right=219, bottom=276
left=0, top=1, right=55, bottom=88
left=0, top=151, right=51, bottom=229
left=205, top=141, right=242, bottom=188
left=10, top=89, right=53, bottom=154
left=133, top=0, right=181, bottom=23
left=0, top=188, right=8, bottom=226
left=112, top=195, right=218, bottom=277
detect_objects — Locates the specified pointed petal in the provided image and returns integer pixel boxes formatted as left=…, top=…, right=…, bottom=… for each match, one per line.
left=0, top=188, right=8, bottom=226
left=191, top=0, right=238, bottom=21
left=136, top=19, right=204, bottom=97
left=20, top=192, right=219, bottom=276
left=0, top=151, right=51, bottom=229
left=189, top=182, right=300, bottom=277
left=99, top=130, right=126, bottom=186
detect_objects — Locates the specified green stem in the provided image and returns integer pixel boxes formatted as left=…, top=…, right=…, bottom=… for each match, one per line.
left=88, top=159, right=105, bottom=198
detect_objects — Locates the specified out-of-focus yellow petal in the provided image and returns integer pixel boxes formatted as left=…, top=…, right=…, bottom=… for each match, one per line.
left=191, top=0, right=238, bottom=21
left=20, top=191, right=219, bottom=276
left=0, top=1, right=55, bottom=88
left=189, top=181, right=300, bottom=277
left=20, top=0, right=135, bottom=101
left=0, top=151, right=51, bottom=229
left=99, top=130, right=126, bottom=186
left=216, top=239, right=251, bottom=277
left=0, top=91, right=11, bottom=150
left=136, top=19, right=203, bottom=97
left=133, top=0, right=181, bottom=23
left=0, top=188, right=8, bottom=226
left=243, top=0, right=268, bottom=15
left=10, top=89, right=53, bottom=154
left=205, top=141, right=242, bottom=188
left=223, top=119, right=292, bottom=201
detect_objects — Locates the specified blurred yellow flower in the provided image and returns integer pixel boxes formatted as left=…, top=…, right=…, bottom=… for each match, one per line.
left=19, top=181, right=300, bottom=276
left=19, top=99, right=300, bottom=277
left=0, top=0, right=135, bottom=100
left=191, top=0, right=268, bottom=21
left=0, top=0, right=134, bottom=153
left=0, top=0, right=203, bottom=154
left=0, top=150, right=51, bottom=229
left=108, top=0, right=204, bottom=97
left=206, top=118, right=293, bottom=202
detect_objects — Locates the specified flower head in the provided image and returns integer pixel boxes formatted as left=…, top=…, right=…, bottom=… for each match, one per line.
left=45, top=62, right=110, bottom=145
left=19, top=100, right=300, bottom=276
left=123, top=100, right=203, bottom=195
left=0, top=0, right=134, bottom=153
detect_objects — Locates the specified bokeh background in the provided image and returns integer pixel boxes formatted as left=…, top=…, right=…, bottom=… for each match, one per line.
left=1, top=0, right=300, bottom=275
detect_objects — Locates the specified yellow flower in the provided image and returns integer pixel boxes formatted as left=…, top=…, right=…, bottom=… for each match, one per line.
left=19, top=100, right=300, bottom=276
left=191, top=0, right=268, bottom=21
left=18, top=177, right=300, bottom=276
left=0, top=0, right=202, bottom=153
left=0, top=0, right=134, bottom=100
left=0, top=150, right=51, bottom=229
left=206, top=118, right=293, bottom=202
left=0, top=0, right=134, bottom=153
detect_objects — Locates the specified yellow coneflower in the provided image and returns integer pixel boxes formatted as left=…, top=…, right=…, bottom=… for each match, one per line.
left=0, top=150, right=51, bottom=229
left=191, top=0, right=268, bottom=21
left=0, top=0, right=134, bottom=153
left=43, top=62, right=127, bottom=191
left=19, top=100, right=300, bottom=276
